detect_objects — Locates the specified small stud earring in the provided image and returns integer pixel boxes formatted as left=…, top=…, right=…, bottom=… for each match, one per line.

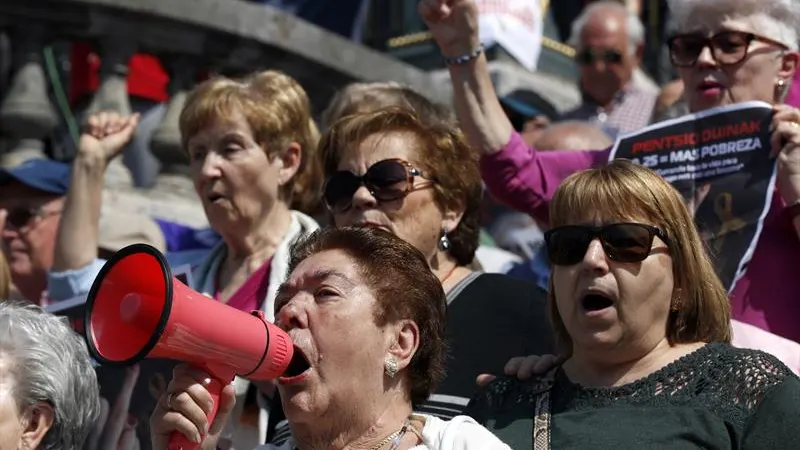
left=384, top=357, right=399, bottom=378
left=438, top=228, right=451, bottom=251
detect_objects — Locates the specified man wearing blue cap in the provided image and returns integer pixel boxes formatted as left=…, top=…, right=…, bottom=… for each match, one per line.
left=0, top=159, right=71, bottom=304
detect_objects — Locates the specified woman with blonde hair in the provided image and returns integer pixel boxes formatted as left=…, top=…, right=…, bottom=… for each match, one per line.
left=465, top=160, right=800, bottom=448
left=422, top=0, right=800, bottom=342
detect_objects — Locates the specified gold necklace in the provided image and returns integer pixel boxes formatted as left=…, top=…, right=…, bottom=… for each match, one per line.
left=368, top=429, right=403, bottom=450
left=370, top=418, right=412, bottom=450
left=293, top=418, right=412, bottom=450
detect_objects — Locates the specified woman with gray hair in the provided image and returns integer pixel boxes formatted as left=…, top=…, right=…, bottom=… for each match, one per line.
left=0, top=301, right=100, bottom=449
left=421, top=0, right=800, bottom=343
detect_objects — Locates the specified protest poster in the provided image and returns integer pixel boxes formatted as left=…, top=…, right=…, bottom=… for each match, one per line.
left=609, top=101, right=777, bottom=293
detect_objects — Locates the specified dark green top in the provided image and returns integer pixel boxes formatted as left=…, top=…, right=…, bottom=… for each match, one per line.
left=465, top=342, right=800, bottom=449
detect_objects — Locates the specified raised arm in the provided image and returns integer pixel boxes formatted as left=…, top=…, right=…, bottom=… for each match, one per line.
left=50, top=113, right=139, bottom=276
left=418, top=0, right=513, bottom=154
left=419, top=0, right=608, bottom=223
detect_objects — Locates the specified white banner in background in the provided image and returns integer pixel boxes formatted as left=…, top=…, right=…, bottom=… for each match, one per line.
left=476, top=0, right=544, bottom=71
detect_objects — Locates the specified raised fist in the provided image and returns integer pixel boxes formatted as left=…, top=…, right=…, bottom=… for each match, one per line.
left=418, top=0, right=481, bottom=58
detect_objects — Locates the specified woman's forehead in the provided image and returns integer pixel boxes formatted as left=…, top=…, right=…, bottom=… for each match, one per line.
left=338, top=132, right=420, bottom=167
left=562, top=210, right=654, bottom=226
left=682, top=10, right=776, bottom=36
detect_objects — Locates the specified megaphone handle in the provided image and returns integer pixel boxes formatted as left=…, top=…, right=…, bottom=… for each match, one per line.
left=167, top=376, right=227, bottom=450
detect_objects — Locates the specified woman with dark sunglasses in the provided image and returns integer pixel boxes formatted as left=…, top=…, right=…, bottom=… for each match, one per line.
left=464, top=159, right=800, bottom=449
left=421, top=0, right=800, bottom=344
left=316, top=106, right=555, bottom=429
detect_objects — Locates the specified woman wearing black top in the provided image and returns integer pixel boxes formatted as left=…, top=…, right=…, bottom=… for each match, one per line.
left=319, top=106, right=555, bottom=423
left=465, top=160, right=800, bottom=449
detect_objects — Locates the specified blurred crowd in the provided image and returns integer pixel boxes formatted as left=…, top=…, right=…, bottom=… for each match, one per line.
left=2, top=0, right=800, bottom=449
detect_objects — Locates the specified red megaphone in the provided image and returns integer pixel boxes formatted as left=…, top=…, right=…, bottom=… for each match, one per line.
left=83, top=243, right=294, bottom=450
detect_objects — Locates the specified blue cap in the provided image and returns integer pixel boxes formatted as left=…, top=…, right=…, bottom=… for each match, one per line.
left=0, top=159, right=71, bottom=195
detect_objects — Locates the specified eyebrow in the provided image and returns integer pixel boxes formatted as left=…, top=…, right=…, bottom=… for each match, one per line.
left=275, top=268, right=355, bottom=308
left=218, top=132, right=248, bottom=143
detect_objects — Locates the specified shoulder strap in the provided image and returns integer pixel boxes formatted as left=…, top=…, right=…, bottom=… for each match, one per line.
left=532, top=367, right=559, bottom=450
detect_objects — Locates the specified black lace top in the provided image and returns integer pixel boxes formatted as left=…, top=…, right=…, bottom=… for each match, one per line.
left=465, top=342, right=800, bottom=449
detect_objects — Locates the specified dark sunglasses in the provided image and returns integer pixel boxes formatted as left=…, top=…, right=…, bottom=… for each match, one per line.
left=544, top=223, right=669, bottom=266
left=667, top=30, right=788, bottom=68
left=575, top=48, right=623, bottom=66
left=323, top=159, right=435, bottom=212
left=4, top=206, right=59, bottom=229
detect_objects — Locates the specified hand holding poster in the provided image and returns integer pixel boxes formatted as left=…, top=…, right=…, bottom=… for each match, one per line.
left=608, top=101, right=777, bottom=292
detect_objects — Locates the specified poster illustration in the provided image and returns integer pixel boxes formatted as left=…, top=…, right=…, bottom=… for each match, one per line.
left=609, top=101, right=777, bottom=292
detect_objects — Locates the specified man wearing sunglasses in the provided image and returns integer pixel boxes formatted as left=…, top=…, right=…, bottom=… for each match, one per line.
left=560, top=1, right=657, bottom=135
left=0, top=159, right=70, bottom=305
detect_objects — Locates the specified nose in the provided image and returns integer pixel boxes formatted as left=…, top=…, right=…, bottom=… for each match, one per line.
left=589, top=57, right=608, bottom=73
left=199, top=152, right=223, bottom=180
left=351, top=185, right=378, bottom=211
left=695, top=45, right=717, bottom=68
left=276, top=298, right=309, bottom=331
left=581, top=239, right=610, bottom=273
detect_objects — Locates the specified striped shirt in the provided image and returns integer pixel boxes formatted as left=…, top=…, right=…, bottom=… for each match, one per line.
left=560, top=84, right=657, bottom=137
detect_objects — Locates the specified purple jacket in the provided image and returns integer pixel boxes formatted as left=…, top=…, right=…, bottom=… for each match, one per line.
left=481, top=131, right=800, bottom=343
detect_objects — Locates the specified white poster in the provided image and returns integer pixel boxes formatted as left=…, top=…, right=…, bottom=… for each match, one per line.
left=476, top=0, right=544, bottom=71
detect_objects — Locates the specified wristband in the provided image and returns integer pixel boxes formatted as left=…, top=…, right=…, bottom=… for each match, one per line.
left=443, top=45, right=484, bottom=66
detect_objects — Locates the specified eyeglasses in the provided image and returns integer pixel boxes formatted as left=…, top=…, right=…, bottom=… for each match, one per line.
left=323, top=159, right=435, bottom=213
left=3, top=206, right=61, bottom=229
left=667, top=30, right=788, bottom=68
left=575, top=49, right=624, bottom=66
left=544, top=223, right=669, bottom=266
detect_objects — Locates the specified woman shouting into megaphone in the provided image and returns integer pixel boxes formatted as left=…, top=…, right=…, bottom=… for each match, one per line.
left=150, top=226, right=510, bottom=450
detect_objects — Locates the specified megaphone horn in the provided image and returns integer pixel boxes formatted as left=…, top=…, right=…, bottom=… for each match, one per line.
left=84, top=243, right=294, bottom=450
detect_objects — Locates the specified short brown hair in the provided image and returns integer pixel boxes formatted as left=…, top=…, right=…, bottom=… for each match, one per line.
left=179, top=70, right=322, bottom=214
left=320, top=107, right=482, bottom=266
left=321, top=82, right=457, bottom=130
left=288, top=226, right=447, bottom=406
left=548, top=160, right=731, bottom=354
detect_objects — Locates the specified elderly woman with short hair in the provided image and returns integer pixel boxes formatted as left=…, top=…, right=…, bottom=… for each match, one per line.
left=422, top=0, right=800, bottom=343
left=465, top=160, right=800, bottom=448
left=0, top=301, right=100, bottom=449
left=320, top=82, right=521, bottom=273
left=150, top=226, right=511, bottom=450
left=46, top=70, right=322, bottom=448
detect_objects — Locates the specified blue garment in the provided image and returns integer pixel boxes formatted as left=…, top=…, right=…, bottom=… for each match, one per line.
left=504, top=246, right=551, bottom=291
left=154, top=220, right=221, bottom=252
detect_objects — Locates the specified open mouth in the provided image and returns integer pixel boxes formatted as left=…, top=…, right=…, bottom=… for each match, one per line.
left=280, top=346, right=311, bottom=381
left=207, top=193, right=224, bottom=203
left=581, top=294, right=615, bottom=312
left=697, top=81, right=724, bottom=93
